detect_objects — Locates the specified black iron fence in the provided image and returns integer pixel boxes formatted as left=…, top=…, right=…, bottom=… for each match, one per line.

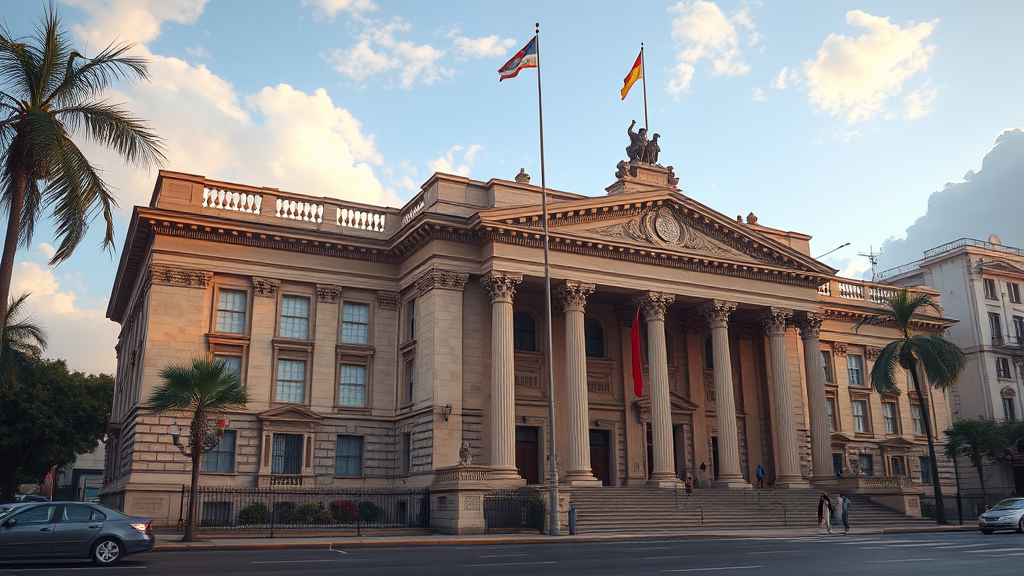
left=923, top=492, right=1017, bottom=522
left=483, top=489, right=544, bottom=533
left=185, top=487, right=430, bottom=536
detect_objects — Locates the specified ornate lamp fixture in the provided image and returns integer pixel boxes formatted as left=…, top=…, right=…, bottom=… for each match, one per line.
left=168, top=418, right=229, bottom=457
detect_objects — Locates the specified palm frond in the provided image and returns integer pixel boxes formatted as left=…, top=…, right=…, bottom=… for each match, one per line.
left=868, top=340, right=905, bottom=395
left=149, top=357, right=249, bottom=415
left=32, top=4, right=72, bottom=104
left=55, top=100, right=165, bottom=168
left=0, top=292, right=48, bottom=387
left=45, top=41, right=149, bottom=109
left=911, top=334, right=966, bottom=389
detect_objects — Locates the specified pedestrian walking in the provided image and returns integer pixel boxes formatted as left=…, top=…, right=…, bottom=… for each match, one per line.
left=817, top=492, right=833, bottom=534
left=685, top=474, right=694, bottom=495
left=838, top=493, right=850, bottom=534
left=755, top=464, right=765, bottom=489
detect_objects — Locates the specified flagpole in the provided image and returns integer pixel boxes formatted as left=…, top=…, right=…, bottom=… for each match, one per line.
left=641, top=43, right=648, bottom=131
left=535, top=22, right=560, bottom=537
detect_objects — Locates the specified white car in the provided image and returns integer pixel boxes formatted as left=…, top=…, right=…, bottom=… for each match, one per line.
left=978, top=498, right=1024, bottom=534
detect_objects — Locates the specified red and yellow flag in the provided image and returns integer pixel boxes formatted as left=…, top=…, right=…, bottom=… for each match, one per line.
left=621, top=50, right=643, bottom=100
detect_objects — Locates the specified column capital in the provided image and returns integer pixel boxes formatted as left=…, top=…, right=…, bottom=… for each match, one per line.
left=793, top=312, right=823, bottom=338
left=377, top=291, right=400, bottom=310
left=756, top=307, right=793, bottom=336
left=316, top=284, right=342, bottom=303
left=252, top=276, right=281, bottom=298
left=633, top=291, right=675, bottom=322
left=696, top=299, right=737, bottom=328
left=415, top=268, right=469, bottom=295
left=554, top=281, right=595, bottom=314
left=480, top=272, right=523, bottom=303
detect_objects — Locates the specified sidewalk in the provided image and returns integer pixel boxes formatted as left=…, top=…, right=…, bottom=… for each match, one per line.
left=153, top=523, right=977, bottom=552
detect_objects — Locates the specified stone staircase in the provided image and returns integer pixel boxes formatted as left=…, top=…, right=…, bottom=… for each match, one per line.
left=568, top=487, right=934, bottom=534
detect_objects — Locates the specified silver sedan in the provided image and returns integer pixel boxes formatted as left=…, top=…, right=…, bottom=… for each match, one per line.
left=0, top=501, right=154, bottom=565
left=978, top=497, right=1024, bottom=534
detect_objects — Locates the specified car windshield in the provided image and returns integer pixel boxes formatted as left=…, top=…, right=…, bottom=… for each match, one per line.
left=991, top=499, right=1024, bottom=510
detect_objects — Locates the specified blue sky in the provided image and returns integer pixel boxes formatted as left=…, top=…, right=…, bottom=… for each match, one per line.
left=1, top=0, right=1022, bottom=374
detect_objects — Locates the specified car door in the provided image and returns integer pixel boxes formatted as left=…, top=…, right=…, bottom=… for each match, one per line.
left=0, top=505, right=57, bottom=559
left=51, top=505, right=105, bottom=558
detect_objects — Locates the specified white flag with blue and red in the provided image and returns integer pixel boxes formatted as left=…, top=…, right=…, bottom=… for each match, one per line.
left=498, top=36, right=537, bottom=81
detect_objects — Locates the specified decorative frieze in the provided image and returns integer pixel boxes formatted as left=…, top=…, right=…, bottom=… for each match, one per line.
left=480, top=272, right=523, bottom=303
left=377, top=291, right=400, bottom=310
left=415, top=268, right=470, bottom=295
left=832, top=342, right=848, bottom=357
left=316, top=284, right=342, bottom=303
left=866, top=346, right=883, bottom=360
left=554, top=281, right=595, bottom=314
left=149, top=264, right=211, bottom=289
left=252, top=277, right=280, bottom=298
left=633, top=291, right=675, bottom=322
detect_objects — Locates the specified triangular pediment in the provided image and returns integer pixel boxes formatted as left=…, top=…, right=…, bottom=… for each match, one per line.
left=477, top=190, right=835, bottom=277
left=979, top=260, right=1024, bottom=276
left=258, top=405, right=322, bottom=422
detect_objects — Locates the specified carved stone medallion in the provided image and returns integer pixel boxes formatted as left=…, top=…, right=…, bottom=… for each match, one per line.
left=654, top=208, right=681, bottom=243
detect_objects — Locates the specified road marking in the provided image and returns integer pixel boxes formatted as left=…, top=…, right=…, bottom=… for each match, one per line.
left=966, top=548, right=1022, bottom=553
left=331, top=549, right=349, bottom=554
left=251, top=559, right=346, bottom=564
left=867, top=558, right=934, bottom=563
left=478, top=553, right=529, bottom=558
left=644, top=555, right=690, bottom=560
left=942, top=544, right=988, bottom=549
left=661, top=566, right=762, bottom=573
left=0, top=567, right=146, bottom=572
left=627, top=546, right=672, bottom=551
left=466, top=561, right=556, bottom=567
left=745, top=549, right=807, bottom=555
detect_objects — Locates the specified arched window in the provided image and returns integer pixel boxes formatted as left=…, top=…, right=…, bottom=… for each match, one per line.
left=704, top=337, right=714, bottom=370
left=585, top=318, right=605, bottom=358
left=513, top=312, right=537, bottom=351
left=1002, top=387, right=1017, bottom=421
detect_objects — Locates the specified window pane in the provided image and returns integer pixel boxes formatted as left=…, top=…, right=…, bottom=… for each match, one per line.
left=202, top=430, right=236, bottom=473
left=338, top=364, right=367, bottom=407
left=826, top=398, right=837, bottom=430
left=859, top=454, right=873, bottom=476
left=821, top=351, right=833, bottom=383
left=919, top=456, right=932, bottom=484
left=911, top=404, right=924, bottom=435
left=852, top=400, right=867, bottom=433
left=883, top=403, right=896, bottom=434
left=513, top=313, right=536, bottom=351
left=214, top=355, right=242, bottom=383
left=342, top=303, right=370, bottom=344
left=335, top=436, right=363, bottom=476
left=280, top=296, right=310, bottom=339
left=847, top=355, right=863, bottom=386
left=276, top=359, right=306, bottom=403
left=585, top=319, right=604, bottom=358
left=216, top=290, right=247, bottom=333
left=271, top=434, right=303, bottom=475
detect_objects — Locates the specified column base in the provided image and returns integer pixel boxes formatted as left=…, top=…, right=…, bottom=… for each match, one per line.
left=563, top=470, right=602, bottom=486
left=772, top=476, right=809, bottom=489
left=646, top=472, right=684, bottom=488
left=489, top=466, right=527, bottom=487
left=713, top=475, right=751, bottom=489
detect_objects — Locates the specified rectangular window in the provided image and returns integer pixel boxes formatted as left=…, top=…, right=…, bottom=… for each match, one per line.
left=280, top=296, right=310, bottom=340
left=985, top=278, right=998, bottom=300
left=335, top=435, right=363, bottom=477
left=338, top=364, right=367, bottom=407
left=271, top=433, right=303, bottom=475
left=400, top=432, right=411, bottom=476
left=342, top=303, right=370, bottom=344
left=201, top=430, right=236, bottom=473
left=882, top=402, right=898, bottom=434
left=821, top=350, right=834, bottom=384
left=852, top=399, right=869, bottom=433
left=216, top=289, right=247, bottom=334
left=1004, top=397, right=1017, bottom=421
left=214, top=355, right=243, bottom=383
left=276, top=359, right=306, bottom=403
left=1015, top=316, right=1024, bottom=346
left=919, top=456, right=932, bottom=485
left=859, top=454, right=874, bottom=476
left=201, top=502, right=232, bottom=526
left=911, top=403, right=924, bottom=435
left=847, top=355, right=864, bottom=386
left=406, top=300, right=416, bottom=341
left=998, top=357, right=1013, bottom=379
left=990, top=313, right=1004, bottom=346
left=826, top=396, right=837, bottom=431
left=1009, top=283, right=1022, bottom=304
left=404, top=357, right=415, bottom=403
left=890, top=456, right=906, bottom=476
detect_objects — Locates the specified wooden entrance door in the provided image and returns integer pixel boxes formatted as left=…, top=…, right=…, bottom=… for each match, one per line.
left=589, top=429, right=611, bottom=486
left=515, top=426, right=540, bottom=484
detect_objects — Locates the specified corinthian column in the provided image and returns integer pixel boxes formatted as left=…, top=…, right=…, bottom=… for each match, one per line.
left=634, top=291, right=681, bottom=486
left=481, top=272, right=524, bottom=483
left=555, top=282, right=601, bottom=485
left=697, top=299, right=749, bottom=488
left=756, top=308, right=808, bottom=488
left=795, top=313, right=832, bottom=478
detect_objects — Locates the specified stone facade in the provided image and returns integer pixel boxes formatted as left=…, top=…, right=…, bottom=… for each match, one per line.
left=102, top=165, right=957, bottom=523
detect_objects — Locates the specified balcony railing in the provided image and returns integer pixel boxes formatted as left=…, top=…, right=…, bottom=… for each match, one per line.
left=818, top=278, right=938, bottom=309
left=878, top=237, right=1024, bottom=280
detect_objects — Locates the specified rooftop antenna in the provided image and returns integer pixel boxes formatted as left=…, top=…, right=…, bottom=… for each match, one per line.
left=860, top=245, right=880, bottom=281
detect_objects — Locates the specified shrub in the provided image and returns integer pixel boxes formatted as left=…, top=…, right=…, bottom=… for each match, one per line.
left=313, top=510, right=334, bottom=523
left=357, top=501, right=384, bottom=523
left=238, top=502, right=269, bottom=525
left=330, top=499, right=357, bottom=522
left=274, top=501, right=296, bottom=523
left=295, top=502, right=326, bottom=523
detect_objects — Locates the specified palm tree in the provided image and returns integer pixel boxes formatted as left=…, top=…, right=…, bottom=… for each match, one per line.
left=943, top=418, right=1003, bottom=507
left=0, top=292, right=47, bottom=389
left=148, top=357, right=248, bottom=542
left=856, top=288, right=966, bottom=525
left=0, top=5, right=165, bottom=329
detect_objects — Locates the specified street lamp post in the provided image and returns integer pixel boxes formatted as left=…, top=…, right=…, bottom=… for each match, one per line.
left=170, top=418, right=229, bottom=541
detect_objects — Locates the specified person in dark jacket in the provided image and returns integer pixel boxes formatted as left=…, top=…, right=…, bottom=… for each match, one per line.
left=817, top=492, right=833, bottom=534
left=837, top=493, right=850, bottom=534
left=755, top=464, right=765, bottom=489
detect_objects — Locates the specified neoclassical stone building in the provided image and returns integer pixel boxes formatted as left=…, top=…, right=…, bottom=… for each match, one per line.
left=102, top=161, right=956, bottom=522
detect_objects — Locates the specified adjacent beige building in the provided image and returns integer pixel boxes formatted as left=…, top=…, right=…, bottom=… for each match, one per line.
left=102, top=160, right=956, bottom=523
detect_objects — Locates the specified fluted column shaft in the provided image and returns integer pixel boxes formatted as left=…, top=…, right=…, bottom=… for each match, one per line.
left=796, top=313, right=832, bottom=478
left=557, top=282, right=600, bottom=485
left=698, top=300, right=747, bottom=487
left=758, top=309, right=806, bottom=487
left=481, top=273, right=523, bottom=480
left=635, top=292, right=679, bottom=485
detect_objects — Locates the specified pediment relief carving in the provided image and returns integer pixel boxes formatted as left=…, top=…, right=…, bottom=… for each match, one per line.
left=584, top=205, right=752, bottom=261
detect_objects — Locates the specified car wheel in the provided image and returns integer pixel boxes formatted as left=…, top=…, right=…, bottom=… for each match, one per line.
left=1018, top=519, right=1024, bottom=534
left=981, top=529, right=995, bottom=535
left=93, top=538, right=122, bottom=566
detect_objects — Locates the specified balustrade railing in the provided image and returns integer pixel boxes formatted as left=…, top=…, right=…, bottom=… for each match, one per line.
left=837, top=282, right=864, bottom=300
left=869, top=286, right=897, bottom=304
left=401, top=198, right=425, bottom=226
left=275, top=198, right=323, bottom=223
left=337, top=207, right=387, bottom=232
left=203, top=187, right=262, bottom=214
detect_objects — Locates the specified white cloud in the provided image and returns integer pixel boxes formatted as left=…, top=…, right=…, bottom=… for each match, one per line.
left=803, top=10, right=937, bottom=125
left=427, top=145, right=484, bottom=177
left=185, top=45, right=211, bottom=59
left=752, top=87, right=767, bottom=102
left=904, top=80, right=940, bottom=120
left=302, top=0, right=376, bottom=20
left=63, top=0, right=207, bottom=46
left=666, top=1, right=757, bottom=97
left=447, top=28, right=517, bottom=60
left=770, top=67, right=787, bottom=90
left=324, top=17, right=453, bottom=89
left=38, top=243, right=56, bottom=261
left=11, top=262, right=119, bottom=374
left=464, top=144, right=485, bottom=162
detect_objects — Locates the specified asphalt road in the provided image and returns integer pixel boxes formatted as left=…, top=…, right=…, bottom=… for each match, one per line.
left=1, top=531, right=1022, bottom=575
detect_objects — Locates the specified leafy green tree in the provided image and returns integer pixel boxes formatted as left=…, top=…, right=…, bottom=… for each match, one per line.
left=0, top=292, right=46, bottom=388
left=0, top=358, right=113, bottom=502
left=943, top=418, right=1004, bottom=506
left=856, top=288, right=966, bottom=525
left=0, top=5, right=165, bottom=330
left=148, top=357, right=249, bottom=542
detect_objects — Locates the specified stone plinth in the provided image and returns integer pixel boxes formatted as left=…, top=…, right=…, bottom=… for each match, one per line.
left=605, top=162, right=680, bottom=195
left=430, top=465, right=495, bottom=534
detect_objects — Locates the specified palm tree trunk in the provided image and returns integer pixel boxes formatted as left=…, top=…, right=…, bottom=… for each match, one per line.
left=0, top=170, right=27, bottom=333
left=183, top=442, right=201, bottom=542
left=909, top=359, right=948, bottom=525
left=973, top=452, right=988, bottom=506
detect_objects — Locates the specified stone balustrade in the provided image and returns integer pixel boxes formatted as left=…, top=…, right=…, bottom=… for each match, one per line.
left=276, top=198, right=324, bottom=223
left=433, top=467, right=492, bottom=484
left=202, top=187, right=262, bottom=214
left=401, top=198, right=425, bottom=226
left=337, top=207, right=387, bottom=232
